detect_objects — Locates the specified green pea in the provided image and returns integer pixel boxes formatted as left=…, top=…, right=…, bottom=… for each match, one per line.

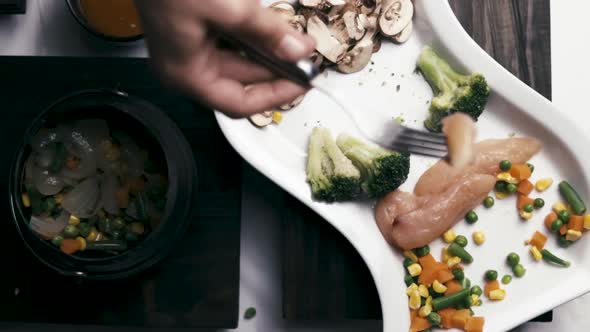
left=403, top=258, right=414, bottom=268
left=558, top=210, right=571, bottom=223
left=427, top=312, right=441, bottom=326
left=483, top=196, right=494, bottom=208
left=506, top=252, right=520, bottom=267
left=523, top=204, right=534, bottom=213
left=63, top=225, right=79, bottom=238
left=527, top=163, right=535, bottom=173
left=533, top=198, right=545, bottom=209
left=558, top=235, right=573, bottom=248
left=414, top=245, right=430, bottom=257
left=454, top=235, right=468, bottom=247
left=495, top=181, right=507, bottom=192
left=78, top=223, right=91, bottom=237
left=501, top=275, right=512, bottom=284
left=485, top=270, right=498, bottom=281
left=506, top=183, right=517, bottom=193
left=551, top=219, right=563, bottom=232
left=463, top=294, right=473, bottom=307
left=513, top=264, right=526, bottom=278
left=470, top=286, right=483, bottom=296
left=112, top=217, right=125, bottom=230
left=244, top=307, right=256, bottom=319
left=452, top=268, right=464, bottom=281
left=465, top=211, right=478, bottom=224
left=404, top=274, right=414, bottom=286
left=499, top=160, right=512, bottom=171
left=51, top=235, right=64, bottom=247
left=461, top=277, right=471, bottom=290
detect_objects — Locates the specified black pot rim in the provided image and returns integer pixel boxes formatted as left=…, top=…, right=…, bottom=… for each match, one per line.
left=9, top=89, right=198, bottom=280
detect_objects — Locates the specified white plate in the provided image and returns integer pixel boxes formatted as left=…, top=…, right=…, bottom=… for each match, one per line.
left=216, top=1, right=590, bottom=331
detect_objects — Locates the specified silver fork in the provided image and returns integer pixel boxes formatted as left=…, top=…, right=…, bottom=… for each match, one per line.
left=224, top=35, right=448, bottom=158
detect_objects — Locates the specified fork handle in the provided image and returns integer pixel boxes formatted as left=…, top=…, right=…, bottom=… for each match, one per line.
left=219, top=34, right=320, bottom=88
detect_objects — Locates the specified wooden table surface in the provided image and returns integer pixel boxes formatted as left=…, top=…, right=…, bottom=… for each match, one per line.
left=282, top=0, right=552, bottom=321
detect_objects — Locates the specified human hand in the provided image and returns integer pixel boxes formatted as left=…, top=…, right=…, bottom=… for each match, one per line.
left=136, top=0, right=316, bottom=117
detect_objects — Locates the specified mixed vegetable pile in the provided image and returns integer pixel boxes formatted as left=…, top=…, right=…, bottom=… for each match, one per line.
left=21, top=119, right=168, bottom=256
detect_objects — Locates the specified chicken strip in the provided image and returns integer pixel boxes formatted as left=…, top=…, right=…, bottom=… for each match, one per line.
left=442, top=113, right=476, bottom=169
left=415, top=137, right=542, bottom=196
left=375, top=173, right=496, bottom=250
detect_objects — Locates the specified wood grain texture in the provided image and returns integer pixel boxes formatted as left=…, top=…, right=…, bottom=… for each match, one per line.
left=283, top=0, right=552, bottom=321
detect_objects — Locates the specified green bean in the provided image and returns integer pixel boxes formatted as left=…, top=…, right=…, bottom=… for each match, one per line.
left=414, top=245, right=430, bottom=257
left=85, top=240, right=128, bottom=252
left=461, top=277, right=471, bottom=290
left=448, top=243, right=473, bottom=264
left=559, top=181, right=587, bottom=215
left=541, top=249, right=571, bottom=267
left=431, top=288, right=470, bottom=311
left=427, top=312, right=441, bottom=325
left=452, top=268, right=464, bottom=281
left=558, top=235, right=573, bottom=248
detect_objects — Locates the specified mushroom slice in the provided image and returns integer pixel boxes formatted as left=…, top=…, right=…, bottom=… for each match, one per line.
left=325, top=0, right=347, bottom=21
left=310, top=51, right=324, bottom=67
left=300, top=0, right=322, bottom=7
left=280, top=94, right=306, bottom=111
left=337, top=38, right=373, bottom=73
left=359, top=0, right=381, bottom=15
left=270, top=1, right=296, bottom=16
left=328, top=17, right=350, bottom=44
left=392, top=20, right=412, bottom=43
left=372, top=36, right=382, bottom=53
left=289, top=15, right=307, bottom=32
left=307, top=16, right=348, bottom=63
left=249, top=112, right=273, bottom=127
left=379, top=0, right=413, bottom=37
left=343, top=11, right=366, bottom=40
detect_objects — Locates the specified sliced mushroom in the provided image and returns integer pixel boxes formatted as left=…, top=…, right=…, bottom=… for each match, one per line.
left=300, top=0, right=322, bottom=7
left=280, top=94, right=306, bottom=110
left=289, top=15, right=307, bottom=32
left=270, top=1, right=296, bottom=16
left=328, top=17, right=350, bottom=44
left=372, top=36, right=382, bottom=53
left=325, top=0, right=347, bottom=21
left=379, top=0, right=413, bottom=37
left=392, top=20, right=412, bottom=43
left=310, top=51, right=325, bottom=67
left=343, top=11, right=366, bottom=40
left=337, top=38, right=373, bottom=73
left=306, top=16, right=348, bottom=63
left=249, top=112, right=273, bottom=127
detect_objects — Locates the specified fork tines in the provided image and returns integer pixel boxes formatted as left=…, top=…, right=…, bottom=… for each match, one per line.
left=390, top=127, right=448, bottom=158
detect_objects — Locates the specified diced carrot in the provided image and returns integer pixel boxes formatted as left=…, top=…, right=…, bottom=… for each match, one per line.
left=569, top=215, right=584, bottom=232
left=418, top=254, right=436, bottom=270
left=418, top=262, right=448, bottom=286
left=510, top=164, right=532, bottom=181
left=484, top=280, right=500, bottom=298
left=60, top=239, right=81, bottom=255
left=517, top=194, right=534, bottom=210
left=560, top=224, right=568, bottom=235
left=545, top=212, right=558, bottom=231
left=410, top=309, right=417, bottom=320
left=438, top=308, right=457, bottom=329
left=517, top=180, right=534, bottom=195
left=465, top=316, right=485, bottom=332
left=116, top=187, right=129, bottom=209
left=529, top=231, right=547, bottom=250
left=444, top=280, right=463, bottom=296
left=451, top=309, right=472, bottom=329
left=410, top=315, right=432, bottom=332
left=436, top=268, right=455, bottom=284
left=128, top=176, right=146, bottom=194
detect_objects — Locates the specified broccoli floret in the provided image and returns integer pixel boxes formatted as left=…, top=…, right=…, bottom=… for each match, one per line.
left=336, top=133, right=410, bottom=198
left=417, top=46, right=490, bottom=132
left=306, top=127, right=361, bottom=202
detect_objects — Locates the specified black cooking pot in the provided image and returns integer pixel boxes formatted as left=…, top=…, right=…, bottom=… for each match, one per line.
left=9, top=89, right=198, bottom=280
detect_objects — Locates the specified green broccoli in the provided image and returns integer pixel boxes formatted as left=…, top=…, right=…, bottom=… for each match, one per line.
left=336, top=133, right=410, bottom=198
left=306, top=127, right=361, bottom=202
left=417, top=46, right=490, bottom=132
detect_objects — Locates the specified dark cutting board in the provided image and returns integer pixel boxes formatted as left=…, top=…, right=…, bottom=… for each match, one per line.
left=283, top=0, right=552, bottom=322
left=0, top=57, right=241, bottom=329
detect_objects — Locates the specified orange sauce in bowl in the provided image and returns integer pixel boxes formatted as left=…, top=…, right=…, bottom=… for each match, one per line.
left=80, top=0, right=143, bottom=39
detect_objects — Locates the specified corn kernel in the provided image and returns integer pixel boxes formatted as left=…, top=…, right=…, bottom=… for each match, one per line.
left=489, top=289, right=506, bottom=301
left=425, top=296, right=433, bottom=307
left=447, top=256, right=461, bottom=268
left=76, top=236, right=86, bottom=251
left=519, top=210, right=533, bottom=220
left=497, top=172, right=519, bottom=184
left=68, top=215, right=80, bottom=226
left=432, top=280, right=447, bottom=293
left=272, top=111, right=283, bottom=124
left=471, top=294, right=481, bottom=306
left=552, top=201, right=568, bottom=213
left=473, top=231, right=486, bottom=245
left=54, top=193, right=64, bottom=205
left=409, top=290, right=421, bottom=310
left=566, top=229, right=583, bottom=242
left=86, top=227, right=98, bottom=242
left=441, top=247, right=450, bottom=263
left=418, top=304, right=432, bottom=318
left=403, top=250, right=418, bottom=263
left=535, top=178, right=554, bottom=192
left=406, top=283, right=418, bottom=296
left=21, top=193, right=30, bottom=207
left=443, top=229, right=456, bottom=243
left=407, top=263, right=422, bottom=277
left=584, top=214, right=590, bottom=230
left=418, top=284, right=429, bottom=298
left=495, top=190, right=509, bottom=199
left=530, top=245, right=542, bottom=261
